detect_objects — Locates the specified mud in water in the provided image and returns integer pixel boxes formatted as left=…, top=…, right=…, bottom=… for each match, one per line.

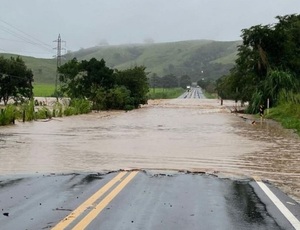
left=0, top=98, right=300, bottom=201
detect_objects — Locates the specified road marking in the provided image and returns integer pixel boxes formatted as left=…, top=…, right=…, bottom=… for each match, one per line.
left=255, top=179, right=300, bottom=230
left=51, top=171, right=128, bottom=230
left=72, top=170, right=139, bottom=230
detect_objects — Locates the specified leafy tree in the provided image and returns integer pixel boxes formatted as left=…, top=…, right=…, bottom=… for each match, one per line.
left=0, top=56, right=33, bottom=105
left=59, top=58, right=149, bottom=110
left=58, top=58, right=82, bottom=98
left=115, top=66, right=149, bottom=108
left=216, top=14, right=300, bottom=112
left=59, top=58, right=114, bottom=104
left=106, top=86, right=133, bottom=110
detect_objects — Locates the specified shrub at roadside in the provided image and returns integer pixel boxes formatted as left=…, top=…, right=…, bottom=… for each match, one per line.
left=0, top=105, right=16, bottom=125
left=63, top=99, right=91, bottom=116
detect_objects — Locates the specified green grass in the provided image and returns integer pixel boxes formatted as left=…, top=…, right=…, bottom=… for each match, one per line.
left=33, top=83, right=55, bottom=97
left=147, top=88, right=185, bottom=99
left=0, top=54, right=57, bottom=84
left=265, top=103, right=300, bottom=134
left=203, top=92, right=217, bottom=99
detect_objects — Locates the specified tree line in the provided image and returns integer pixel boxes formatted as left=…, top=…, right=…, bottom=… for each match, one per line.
left=149, top=73, right=192, bottom=89
left=0, top=56, right=150, bottom=111
left=216, top=14, right=300, bottom=113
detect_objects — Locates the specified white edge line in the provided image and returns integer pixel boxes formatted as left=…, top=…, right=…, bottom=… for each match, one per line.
left=256, top=180, right=300, bottom=230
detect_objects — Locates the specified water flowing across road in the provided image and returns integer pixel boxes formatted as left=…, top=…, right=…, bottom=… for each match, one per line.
left=1, top=98, right=300, bottom=201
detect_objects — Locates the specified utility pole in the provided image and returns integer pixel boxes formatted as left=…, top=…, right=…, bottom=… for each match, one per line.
left=53, top=34, right=65, bottom=101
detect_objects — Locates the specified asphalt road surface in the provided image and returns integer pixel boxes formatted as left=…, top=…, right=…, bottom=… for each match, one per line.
left=178, top=87, right=206, bottom=99
left=0, top=171, right=300, bottom=230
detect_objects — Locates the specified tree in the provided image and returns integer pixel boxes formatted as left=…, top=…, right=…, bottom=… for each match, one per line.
left=161, top=74, right=178, bottom=88
left=149, top=73, right=162, bottom=93
left=58, top=58, right=115, bottom=103
left=0, top=56, right=33, bottom=105
left=58, top=58, right=82, bottom=98
left=179, top=75, right=191, bottom=89
left=216, top=14, right=300, bottom=112
left=59, top=58, right=149, bottom=110
left=115, top=66, right=149, bottom=108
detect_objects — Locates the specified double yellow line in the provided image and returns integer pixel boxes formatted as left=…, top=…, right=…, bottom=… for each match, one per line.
left=52, top=171, right=139, bottom=230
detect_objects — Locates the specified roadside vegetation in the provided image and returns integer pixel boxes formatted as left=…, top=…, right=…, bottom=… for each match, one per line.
left=203, top=91, right=217, bottom=99
left=0, top=99, right=92, bottom=126
left=265, top=92, right=300, bottom=134
left=58, top=58, right=149, bottom=111
left=148, top=88, right=185, bottom=99
left=0, top=55, right=150, bottom=125
left=215, top=14, right=300, bottom=134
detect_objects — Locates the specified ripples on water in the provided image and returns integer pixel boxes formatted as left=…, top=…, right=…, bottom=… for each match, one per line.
left=0, top=98, right=300, bottom=201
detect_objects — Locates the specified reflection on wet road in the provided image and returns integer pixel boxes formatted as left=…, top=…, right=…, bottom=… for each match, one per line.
left=0, top=98, right=300, bottom=202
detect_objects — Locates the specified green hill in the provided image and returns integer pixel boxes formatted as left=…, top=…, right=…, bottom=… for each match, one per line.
left=0, top=39, right=241, bottom=84
left=0, top=53, right=57, bottom=84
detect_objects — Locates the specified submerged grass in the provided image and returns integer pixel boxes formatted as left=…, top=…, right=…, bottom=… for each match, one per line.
left=0, top=99, right=91, bottom=126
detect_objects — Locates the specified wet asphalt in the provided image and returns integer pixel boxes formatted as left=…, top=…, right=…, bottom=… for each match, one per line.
left=0, top=171, right=299, bottom=230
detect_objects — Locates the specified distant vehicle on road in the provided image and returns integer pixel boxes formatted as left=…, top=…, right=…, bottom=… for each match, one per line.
left=186, top=86, right=191, bottom=92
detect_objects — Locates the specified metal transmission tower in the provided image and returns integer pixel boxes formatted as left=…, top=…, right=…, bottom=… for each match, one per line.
left=53, top=34, right=66, bottom=100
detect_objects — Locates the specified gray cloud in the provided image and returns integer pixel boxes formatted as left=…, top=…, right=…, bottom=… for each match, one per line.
left=0, top=0, right=299, bottom=57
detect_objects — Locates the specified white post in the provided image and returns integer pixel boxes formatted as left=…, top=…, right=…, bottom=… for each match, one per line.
left=267, top=98, right=270, bottom=115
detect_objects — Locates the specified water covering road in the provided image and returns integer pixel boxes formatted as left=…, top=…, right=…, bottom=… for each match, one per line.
left=0, top=93, right=300, bottom=202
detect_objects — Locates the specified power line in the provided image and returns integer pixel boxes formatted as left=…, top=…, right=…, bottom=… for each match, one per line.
left=0, top=36, right=47, bottom=45
left=0, top=18, right=54, bottom=55
left=0, top=26, right=53, bottom=52
left=0, top=18, right=53, bottom=50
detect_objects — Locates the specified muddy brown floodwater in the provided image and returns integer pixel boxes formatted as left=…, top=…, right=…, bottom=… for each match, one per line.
left=0, top=98, right=300, bottom=202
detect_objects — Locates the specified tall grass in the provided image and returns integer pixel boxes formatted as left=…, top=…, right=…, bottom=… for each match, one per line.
left=265, top=90, right=300, bottom=135
left=0, top=105, right=16, bottom=125
left=0, top=98, right=92, bottom=126
left=22, top=100, right=35, bottom=121
left=63, top=99, right=92, bottom=116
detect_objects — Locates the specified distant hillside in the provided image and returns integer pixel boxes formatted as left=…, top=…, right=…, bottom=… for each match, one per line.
left=0, top=40, right=241, bottom=84
left=0, top=53, right=57, bottom=84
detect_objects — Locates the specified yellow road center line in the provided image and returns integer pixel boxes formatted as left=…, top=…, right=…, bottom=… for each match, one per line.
left=51, top=171, right=128, bottom=230
left=72, top=171, right=139, bottom=230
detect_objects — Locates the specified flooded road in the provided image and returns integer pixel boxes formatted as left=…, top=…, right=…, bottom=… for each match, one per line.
left=0, top=98, right=300, bottom=201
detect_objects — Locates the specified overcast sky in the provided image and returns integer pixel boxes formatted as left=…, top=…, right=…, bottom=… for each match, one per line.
left=0, top=0, right=299, bottom=58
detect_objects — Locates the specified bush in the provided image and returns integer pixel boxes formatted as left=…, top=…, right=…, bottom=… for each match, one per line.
left=63, top=99, right=91, bottom=116
left=35, top=107, right=51, bottom=119
left=0, top=105, right=16, bottom=126
left=70, top=99, right=91, bottom=114
left=106, top=86, right=134, bottom=109
left=63, top=107, right=77, bottom=116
